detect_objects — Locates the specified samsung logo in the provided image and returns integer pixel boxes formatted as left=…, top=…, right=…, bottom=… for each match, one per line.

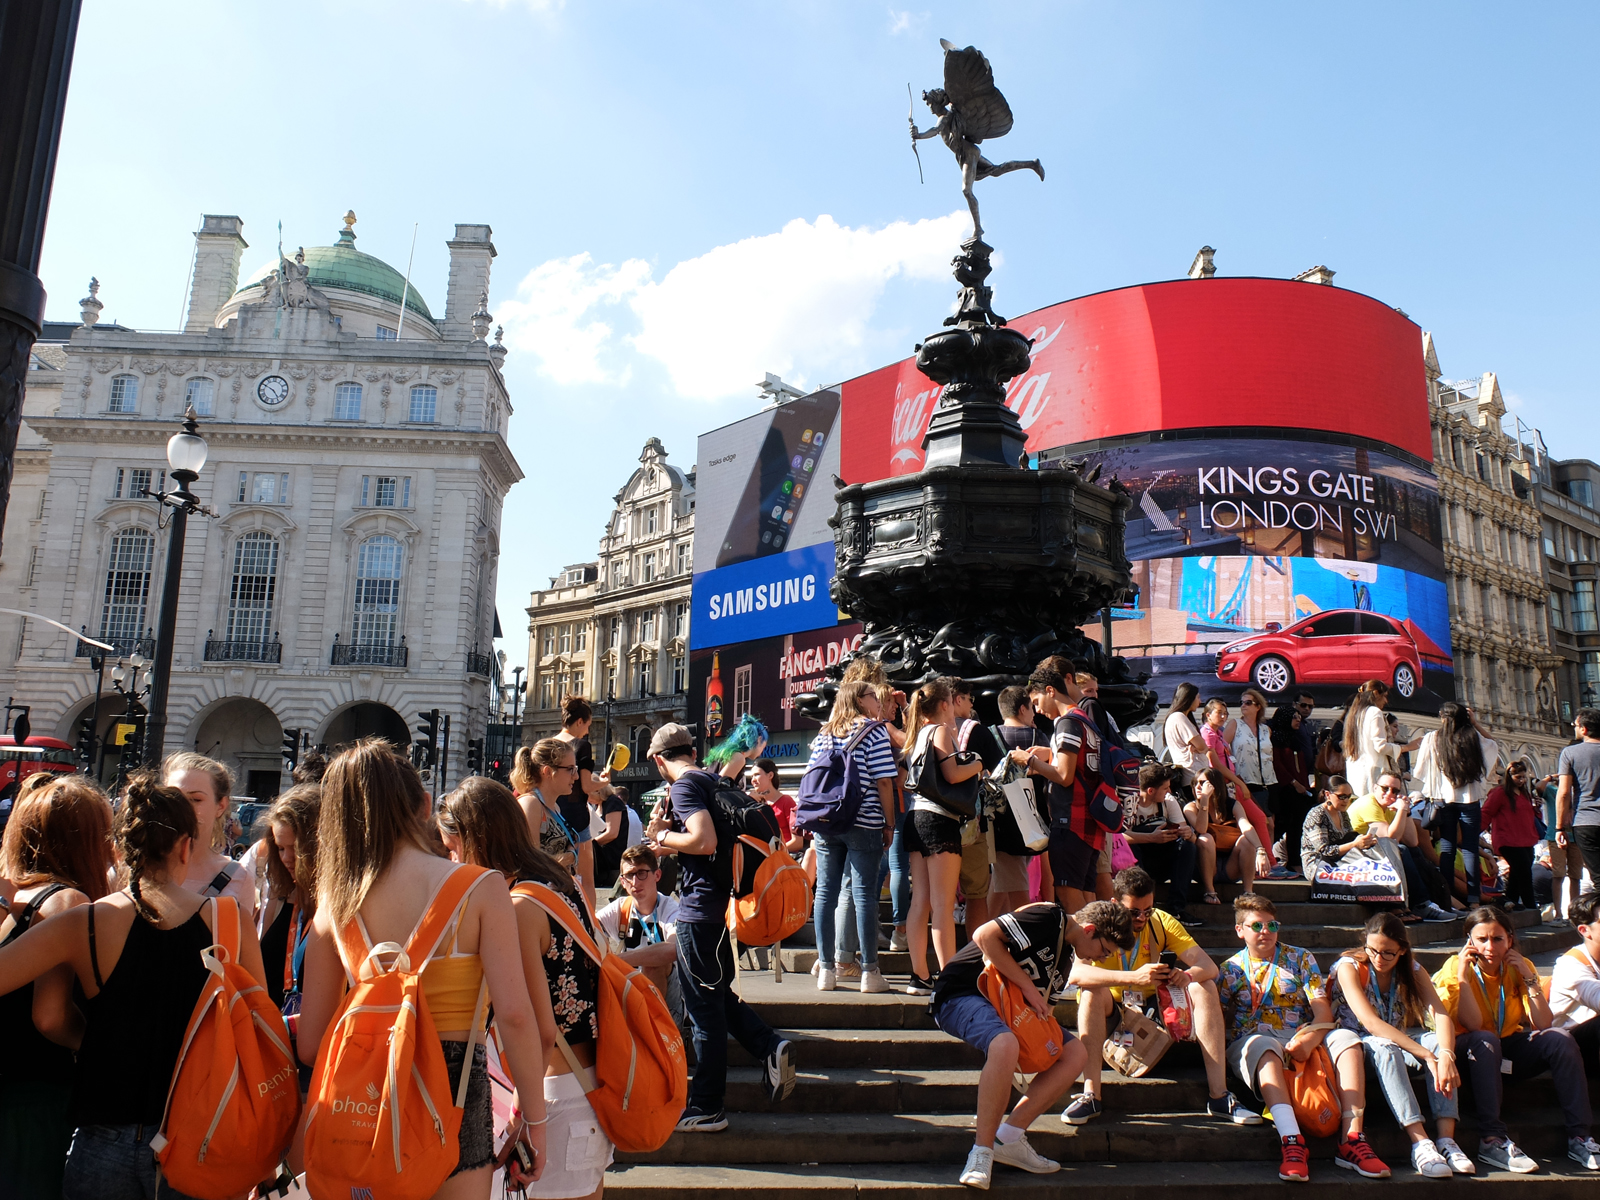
left=707, top=573, right=817, bottom=620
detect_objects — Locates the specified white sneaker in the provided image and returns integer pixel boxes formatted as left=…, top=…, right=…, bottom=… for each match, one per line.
left=959, top=1144, right=993, bottom=1189
left=860, top=967, right=890, bottom=994
left=1436, top=1137, right=1475, bottom=1175
left=1411, top=1139, right=1451, bottom=1179
left=816, top=966, right=837, bottom=992
left=992, top=1133, right=1059, bottom=1174
left=889, top=930, right=909, bottom=952
left=836, top=961, right=862, bottom=980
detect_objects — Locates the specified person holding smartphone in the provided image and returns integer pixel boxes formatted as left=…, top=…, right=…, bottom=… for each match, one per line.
left=1431, top=905, right=1597, bottom=1173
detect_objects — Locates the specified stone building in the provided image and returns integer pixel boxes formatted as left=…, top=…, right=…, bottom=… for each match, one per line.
left=1527, top=452, right=1600, bottom=718
left=0, top=212, right=518, bottom=797
left=1424, top=333, right=1566, bottom=767
left=524, top=439, right=694, bottom=778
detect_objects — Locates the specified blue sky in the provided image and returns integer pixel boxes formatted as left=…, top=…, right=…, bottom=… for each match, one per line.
left=38, top=1, right=1598, bottom=667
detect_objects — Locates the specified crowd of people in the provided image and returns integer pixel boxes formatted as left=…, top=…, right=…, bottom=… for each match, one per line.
left=1, top=673, right=1598, bottom=1196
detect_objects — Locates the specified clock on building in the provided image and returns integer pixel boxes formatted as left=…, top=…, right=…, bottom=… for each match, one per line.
left=257, top=375, right=290, bottom=406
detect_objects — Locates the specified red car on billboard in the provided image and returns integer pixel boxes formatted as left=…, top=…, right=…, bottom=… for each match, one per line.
left=1215, top=609, right=1423, bottom=699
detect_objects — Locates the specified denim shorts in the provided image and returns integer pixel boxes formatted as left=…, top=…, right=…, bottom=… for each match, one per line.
left=442, top=1039, right=494, bottom=1176
left=934, top=991, right=1078, bottom=1057
left=62, top=1122, right=205, bottom=1200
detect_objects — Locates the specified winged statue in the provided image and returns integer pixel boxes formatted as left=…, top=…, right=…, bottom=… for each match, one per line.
left=911, top=40, right=1043, bottom=237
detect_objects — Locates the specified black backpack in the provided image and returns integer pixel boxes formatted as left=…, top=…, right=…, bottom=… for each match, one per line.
left=672, top=770, right=783, bottom=896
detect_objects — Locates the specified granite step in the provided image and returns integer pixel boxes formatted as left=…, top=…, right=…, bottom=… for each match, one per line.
left=605, top=1158, right=1600, bottom=1199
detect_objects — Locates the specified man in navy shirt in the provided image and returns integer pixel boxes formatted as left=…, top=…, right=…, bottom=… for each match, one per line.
left=645, top=723, right=795, bottom=1131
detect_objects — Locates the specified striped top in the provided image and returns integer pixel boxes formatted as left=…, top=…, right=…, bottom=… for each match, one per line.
left=807, top=719, right=898, bottom=829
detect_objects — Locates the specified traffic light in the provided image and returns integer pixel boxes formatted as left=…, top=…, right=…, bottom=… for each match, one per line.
left=415, top=709, right=440, bottom=768
left=466, top=737, right=483, bottom=773
left=76, top=712, right=96, bottom=766
left=282, top=727, right=301, bottom=772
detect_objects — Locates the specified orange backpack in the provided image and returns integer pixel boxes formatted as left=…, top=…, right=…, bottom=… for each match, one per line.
left=515, top=882, right=687, bottom=1152
left=151, top=896, right=300, bottom=1198
left=728, top=834, right=810, bottom=947
left=304, top=865, right=492, bottom=1200
left=977, top=963, right=1066, bottom=1074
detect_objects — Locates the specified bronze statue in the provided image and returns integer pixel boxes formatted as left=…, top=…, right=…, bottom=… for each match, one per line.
left=911, top=40, right=1043, bottom=237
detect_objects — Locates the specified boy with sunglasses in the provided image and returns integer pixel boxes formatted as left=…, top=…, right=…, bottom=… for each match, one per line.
left=1218, top=893, right=1388, bottom=1181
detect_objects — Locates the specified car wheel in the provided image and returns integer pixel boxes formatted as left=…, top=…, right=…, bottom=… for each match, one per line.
left=1393, top=662, right=1417, bottom=698
left=1252, top=656, right=1292, bottom=694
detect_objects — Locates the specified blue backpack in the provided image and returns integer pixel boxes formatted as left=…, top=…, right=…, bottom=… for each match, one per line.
left=1065, top=707, right=1144, bottom=832
left=795, top=719, right=886, bottom=835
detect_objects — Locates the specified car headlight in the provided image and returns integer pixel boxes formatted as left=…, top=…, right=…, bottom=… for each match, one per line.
left=1226, top=639, right=1262, bottom=653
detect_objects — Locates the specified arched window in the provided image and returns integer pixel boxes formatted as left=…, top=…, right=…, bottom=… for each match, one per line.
left=334, top=382, right=362, bottom=421
left=226, top=532, right=279, bottom=645
left=99, top=528, right=153, bottom=650
left=409, top=385, right=438, bottom=423
left=108, top=374, right=140, bottom=413
left=184, top=378, right=215, bottom=416
left=353, top=535, right=404, bottom=648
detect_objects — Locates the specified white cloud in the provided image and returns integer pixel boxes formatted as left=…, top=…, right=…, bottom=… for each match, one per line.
left=887, top=8, right=926, bottom=35
left=500, top=211, right=968, bottom=399
left=496, top=252, right=651, bottom=385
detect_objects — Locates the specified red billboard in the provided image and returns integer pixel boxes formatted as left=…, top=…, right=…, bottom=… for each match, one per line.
left=839, top=277, right=1431, bottom=481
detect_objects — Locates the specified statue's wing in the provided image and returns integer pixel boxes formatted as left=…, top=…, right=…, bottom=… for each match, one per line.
left=941, top=41, right=1013, bottom=142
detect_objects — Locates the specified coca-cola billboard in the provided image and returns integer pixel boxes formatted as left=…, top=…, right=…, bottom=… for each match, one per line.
left=838, top=277, right=1430, bottom=483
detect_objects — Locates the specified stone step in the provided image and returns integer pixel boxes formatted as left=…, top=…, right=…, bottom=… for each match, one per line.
left=726, top=1028, right=985, bottom=1069
left=605, top=1158, right=1600, bottom=1199
left=618, top=1108, right=1587, bottom=1167
left=708, top=1063, right=1593, bottom=1121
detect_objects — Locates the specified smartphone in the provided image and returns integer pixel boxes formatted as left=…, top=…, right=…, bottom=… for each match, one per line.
left=1158, top=951, right=1179, bottom=969
left=716, top=388, right=841, bottom=567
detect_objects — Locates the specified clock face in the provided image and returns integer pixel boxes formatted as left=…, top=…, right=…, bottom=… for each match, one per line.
left=257, top=375, right=290, bottom=407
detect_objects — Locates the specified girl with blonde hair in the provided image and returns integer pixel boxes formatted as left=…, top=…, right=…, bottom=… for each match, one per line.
left=162, top=750, right=257, bottom=914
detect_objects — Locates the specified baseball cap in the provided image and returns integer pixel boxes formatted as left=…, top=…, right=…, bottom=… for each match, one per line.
left=646, top=723, right=694, bottom=758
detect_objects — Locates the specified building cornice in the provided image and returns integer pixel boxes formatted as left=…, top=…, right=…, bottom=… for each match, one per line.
left=25, top=415, right=523, bottom=490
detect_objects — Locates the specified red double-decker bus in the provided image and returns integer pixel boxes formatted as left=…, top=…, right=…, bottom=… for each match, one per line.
left=0, top=737, right=79, bottom=801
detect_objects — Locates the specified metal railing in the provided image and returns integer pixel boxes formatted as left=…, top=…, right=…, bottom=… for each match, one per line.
left=76, top=627, right=154, bottom=659
left=203, top=631, right=283, bottom=663
left=330, top=633, right=408, bottom=668
left=465, top=645, right=494, bottom=676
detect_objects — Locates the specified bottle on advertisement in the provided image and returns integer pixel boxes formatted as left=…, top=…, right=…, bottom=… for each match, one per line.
left=705, top=651, right=724, bottom=738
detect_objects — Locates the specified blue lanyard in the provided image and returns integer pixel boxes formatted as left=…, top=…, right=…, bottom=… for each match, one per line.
left=1473, top=966, right=1507, bottom=1034
left=1248, top=947, right=1281, bottom=1020
left=637, top=911, right=663, bottom=945
left=539, top=795, right=578, bottom=847
left=1366, top=965, right=1399, bottom=1025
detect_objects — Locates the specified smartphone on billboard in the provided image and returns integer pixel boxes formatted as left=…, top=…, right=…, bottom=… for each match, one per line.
left=716, top=388, right=841, bottom=568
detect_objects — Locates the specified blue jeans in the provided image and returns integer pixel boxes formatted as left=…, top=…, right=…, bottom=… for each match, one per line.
left=62, top=1124, right=204, bottom=1200
left=1436, top=802, right=1482, bottom=904
left=880, top=808, right=912, bottom=927
left=1360, top=1030, right=1458, bottom=1128
left=676, top=919, right=781, bottom=1113
left=814, top=825, right=884, bottom=969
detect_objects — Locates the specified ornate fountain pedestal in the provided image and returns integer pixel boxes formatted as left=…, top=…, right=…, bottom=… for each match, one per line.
left=800, top=239, right=1156, bottom=728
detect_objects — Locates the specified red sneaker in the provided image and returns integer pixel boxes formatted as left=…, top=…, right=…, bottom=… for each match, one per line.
left=1280, top=1135, right=1310, bottom=1182
left=1336, top=1133, right=1392, bottom=1179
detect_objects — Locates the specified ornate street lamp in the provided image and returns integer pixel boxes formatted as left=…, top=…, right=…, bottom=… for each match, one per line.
left=142, top=408, right=217, bottom=766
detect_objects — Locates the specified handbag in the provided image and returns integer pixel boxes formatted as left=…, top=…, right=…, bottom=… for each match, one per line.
left=1102, top=1002, right=1174, bottom=1078
left=1153, top=981, right=1193, bottom=1042
left=992, top=759, right=1048, bottom=852
left=905, top=727, right=979, bottom=820
left=1284, top=1027, right=1342, bottom=1138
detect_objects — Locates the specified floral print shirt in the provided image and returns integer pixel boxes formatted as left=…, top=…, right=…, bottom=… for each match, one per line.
left=538, top=885, right=599, bottom=1047
left=1219, top=944, right=1326, bottom=1043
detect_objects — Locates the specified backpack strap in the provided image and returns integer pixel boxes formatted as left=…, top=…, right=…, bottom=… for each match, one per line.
left=406, top=864, right=492, bottom=969
left=201, top=862, right=239, bottom=898
left=843, top=718, right=885, bottom=756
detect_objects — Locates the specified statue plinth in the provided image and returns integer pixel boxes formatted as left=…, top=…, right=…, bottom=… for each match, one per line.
left=799, top=235, right=1157, bottom=727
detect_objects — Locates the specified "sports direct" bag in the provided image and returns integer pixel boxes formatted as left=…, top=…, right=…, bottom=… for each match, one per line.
left=1308, top=840, right=1407, bottom=906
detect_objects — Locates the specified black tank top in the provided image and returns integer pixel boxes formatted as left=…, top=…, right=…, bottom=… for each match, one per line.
left=258, top=899, right=293, bottom=1009
left=0, top=884, right=75, bottom=1081
left=71, top=905, right=211, bottom=1127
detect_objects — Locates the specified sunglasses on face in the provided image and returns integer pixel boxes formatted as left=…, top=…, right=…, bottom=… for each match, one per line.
left=1242, top=699, right=1258, bottom=708
left=1296, top=703, right=1314, bottom=712
left=1332, top=791, right=1354, bottom=801
left=1244, top=920, right=1281, bottom=933
left=1379, top=784, right=1404, bottom=795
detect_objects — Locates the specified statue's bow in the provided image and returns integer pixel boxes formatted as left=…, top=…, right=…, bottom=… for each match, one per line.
left=907, top=83, right=924, bottom=184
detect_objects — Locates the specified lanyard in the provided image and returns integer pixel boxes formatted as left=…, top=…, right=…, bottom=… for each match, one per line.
left=1473, top=966, right=1508, bottom=1034
left=638, top=911, right=663, bottom=945
left=1247, top=947, right=1281, bottom=1021
left=286, top=902, right=310, bottom=995
left=539, top=794, right=579, bottom=848
left=1367, top=965, right=1399, bottom=1025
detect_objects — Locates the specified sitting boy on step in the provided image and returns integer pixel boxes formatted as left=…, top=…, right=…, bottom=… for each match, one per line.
left=930, top=899, right=1136, bottom=1189
left=1217, top=891, right=1390, bottom=1182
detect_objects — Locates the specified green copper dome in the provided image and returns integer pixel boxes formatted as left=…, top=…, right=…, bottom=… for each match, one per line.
left=234, top=223, right=434, bottom=321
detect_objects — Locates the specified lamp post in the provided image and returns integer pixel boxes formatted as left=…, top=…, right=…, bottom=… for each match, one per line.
left=511, top=665, right=525, bottom=728
left=143, top=408, right=213, bottom=767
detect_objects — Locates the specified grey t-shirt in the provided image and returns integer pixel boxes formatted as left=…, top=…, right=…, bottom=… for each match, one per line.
left=1560, top=741, right=1600, bottom=827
